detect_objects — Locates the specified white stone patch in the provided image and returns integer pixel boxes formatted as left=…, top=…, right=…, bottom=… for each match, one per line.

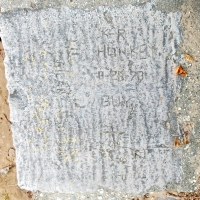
left=0, top=2, right=182, bottom=194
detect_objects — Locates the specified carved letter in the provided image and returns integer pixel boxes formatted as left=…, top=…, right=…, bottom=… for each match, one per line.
left=107, top=47, right=116, bottom=57
left=101, top=95, right=110, bottom=107
left=118, top=29, right=126, bottom=41
left=98, top=45, right=106, bottom=58
left=98, top=71, right=104, bottom=79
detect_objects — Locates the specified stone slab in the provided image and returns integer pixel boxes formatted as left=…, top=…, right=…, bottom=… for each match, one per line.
left=0, top=1, right=182, bottom=196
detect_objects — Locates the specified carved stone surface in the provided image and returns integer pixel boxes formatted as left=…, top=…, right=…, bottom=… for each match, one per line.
left=0, top=2, right=182, bottom=195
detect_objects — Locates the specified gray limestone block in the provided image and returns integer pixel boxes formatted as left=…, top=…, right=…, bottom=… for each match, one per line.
left=0, top=1, right=183, bottom=196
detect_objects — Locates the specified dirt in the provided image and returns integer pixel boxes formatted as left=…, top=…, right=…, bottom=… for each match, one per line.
left=0, top=41, right=32, bottom=200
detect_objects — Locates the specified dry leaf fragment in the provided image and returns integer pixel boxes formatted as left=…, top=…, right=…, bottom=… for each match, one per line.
left=166, top=191, right=178, bottom=197
left=184, top=53, right=194, bottom=62
left=174, top=137, right=182, bottom=147
left=174, top=66, right=187, bottom=77
left=183, top=131, right=190, bottom=144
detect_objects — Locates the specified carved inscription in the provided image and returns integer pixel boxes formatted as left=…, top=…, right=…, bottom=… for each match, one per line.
left=97, top=44, right=152, bottom=59
left=97, top=70, right=144, bottom=82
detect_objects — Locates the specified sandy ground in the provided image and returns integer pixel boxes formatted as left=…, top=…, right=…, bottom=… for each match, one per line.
left=0, top=41, right=32, bottom=200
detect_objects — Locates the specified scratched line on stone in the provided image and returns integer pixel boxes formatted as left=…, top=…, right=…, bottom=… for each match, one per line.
left=0, top=2, right=182, bottom=194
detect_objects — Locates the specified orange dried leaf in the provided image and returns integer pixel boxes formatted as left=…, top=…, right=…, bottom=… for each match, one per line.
left=174, top=66, right=187, bottom=76
left=174, top=138, right=182, bottom=147
left=184, top=53, right=194, bottom=62
left=181, top=71, right=187, bottom=77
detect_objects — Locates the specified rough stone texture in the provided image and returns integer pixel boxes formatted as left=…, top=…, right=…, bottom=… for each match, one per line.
left=172, top=0, right=200, bottom=193
left=0, top=0, right=150, bottom=12
left=0, top=1, right=183, bottom=196
left=155, top=0, right=183, bottom=13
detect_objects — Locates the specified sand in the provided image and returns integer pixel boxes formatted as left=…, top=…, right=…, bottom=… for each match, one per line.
left=0, top=41, right=32, bottom=200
